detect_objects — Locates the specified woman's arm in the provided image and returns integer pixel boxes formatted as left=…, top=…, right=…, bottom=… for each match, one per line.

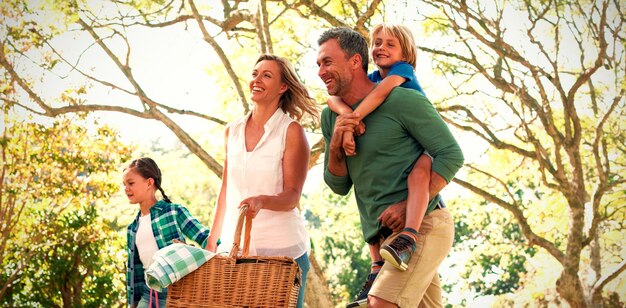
left=240, top=122, right=310, bottom=219
left=206, top=128, right=229, bottom=251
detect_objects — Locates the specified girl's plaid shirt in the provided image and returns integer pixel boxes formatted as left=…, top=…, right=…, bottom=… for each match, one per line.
left=125, top=200, right=211, bottom=306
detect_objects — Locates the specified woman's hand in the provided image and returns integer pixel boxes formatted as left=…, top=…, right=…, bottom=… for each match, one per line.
left=239, top=196, right=266, bottom=219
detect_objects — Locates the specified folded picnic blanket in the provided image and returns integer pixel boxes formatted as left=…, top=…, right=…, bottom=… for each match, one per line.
left=145, top=243, right=216, bottom=292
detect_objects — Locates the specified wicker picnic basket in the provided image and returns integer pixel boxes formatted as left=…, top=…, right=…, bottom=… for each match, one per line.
left=166, top=205, right=301, bottom=307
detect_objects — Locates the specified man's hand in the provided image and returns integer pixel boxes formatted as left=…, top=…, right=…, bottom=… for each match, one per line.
left=326, top=112, right=360, bottom=177
left=378, top=200, right=407, bottom=232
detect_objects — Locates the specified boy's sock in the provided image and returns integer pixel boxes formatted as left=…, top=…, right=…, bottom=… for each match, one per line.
left=379, top=229, right=418, bottom=271
left=371, top=260, right=384, bottom=273
left=401, top=227, right=419, bottom=244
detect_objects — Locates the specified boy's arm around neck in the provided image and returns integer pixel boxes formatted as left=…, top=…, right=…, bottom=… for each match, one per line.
left=353, top=74, right=406, bottom=121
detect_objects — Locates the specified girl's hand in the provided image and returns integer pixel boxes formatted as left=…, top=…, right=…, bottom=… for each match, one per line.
left=205, top=239, right=217, bottom=252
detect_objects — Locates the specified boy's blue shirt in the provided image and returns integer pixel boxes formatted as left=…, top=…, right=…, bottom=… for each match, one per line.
left=368, top=61, right=426, bottom=96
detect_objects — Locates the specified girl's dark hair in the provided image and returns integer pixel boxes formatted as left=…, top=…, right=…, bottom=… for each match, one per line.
left=124, top=157, right=171, bottom=203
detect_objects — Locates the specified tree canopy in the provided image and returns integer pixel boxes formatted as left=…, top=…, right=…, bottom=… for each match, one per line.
left=417, top=0, right=625, bottom=305
left=0, top=113, right=132, bottom=306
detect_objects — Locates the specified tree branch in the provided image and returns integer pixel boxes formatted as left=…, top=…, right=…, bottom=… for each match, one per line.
left=291, top=0, right=345, bottom=28
left=453, top=177, right=565, bottom=263
left=0, top=41, right=54, bottom=115
left=355, top=0, right=382, bottom=35
left=188, top=0, right=250, bottom=114
left=592, top=259, right=626, bottom=301
left=81, top=15, right=225, bottom=176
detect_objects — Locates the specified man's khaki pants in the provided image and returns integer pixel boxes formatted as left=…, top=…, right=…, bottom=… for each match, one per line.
left=369, top=208, right=455, bottom=307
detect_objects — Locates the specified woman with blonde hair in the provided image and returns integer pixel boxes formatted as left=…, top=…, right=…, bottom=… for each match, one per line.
left=207, top=54, right=318, bottom=308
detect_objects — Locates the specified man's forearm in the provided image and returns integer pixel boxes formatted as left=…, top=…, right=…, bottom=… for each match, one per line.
left=326, top=144, right=348, bottom=176
left=429, top=171, right=448, bottom=200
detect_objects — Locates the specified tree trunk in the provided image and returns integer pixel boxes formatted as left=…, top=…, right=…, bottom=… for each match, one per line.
left=556, top=269, right=589, bottom=308
left=304, top=252, right=333, bottom=307
left=556, top=203, right=589, bottom=307
left=61, top=281, right=72, bottom=308
left=589, top=232, right=603, bottom=307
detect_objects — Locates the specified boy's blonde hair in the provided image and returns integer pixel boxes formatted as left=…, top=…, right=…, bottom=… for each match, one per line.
left=370, top=23, right=418, bottom=69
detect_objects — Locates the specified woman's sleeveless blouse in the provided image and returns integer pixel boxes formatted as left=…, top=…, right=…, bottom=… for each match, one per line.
left=219, top=108, right=309, bottom=259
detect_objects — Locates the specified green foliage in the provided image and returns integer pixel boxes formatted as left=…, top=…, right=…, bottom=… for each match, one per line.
left=14, top=204, right=125, bottom=307
left=1, top=0, right=72, bottom=52
left=0, top=113, right=132, bottom=306
left=303, top=186, right=370, bottom=305
left=453, top=200, right=538, bottom=296
left=448, top=150, right=556, bottom=298
left=466, top=248, right=536, bottom=295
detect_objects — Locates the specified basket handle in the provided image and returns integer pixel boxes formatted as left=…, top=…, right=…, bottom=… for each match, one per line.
left=229, top=204, right=253, bottom=258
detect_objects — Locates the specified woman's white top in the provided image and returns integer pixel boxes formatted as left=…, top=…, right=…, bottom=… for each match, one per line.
left=136, top=213, right=159, bottom=267
left=218, top=108, right=309, bottom=259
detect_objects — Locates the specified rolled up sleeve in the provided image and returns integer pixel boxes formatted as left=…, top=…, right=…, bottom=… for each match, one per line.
left=321, top=107, right=353, bottom=195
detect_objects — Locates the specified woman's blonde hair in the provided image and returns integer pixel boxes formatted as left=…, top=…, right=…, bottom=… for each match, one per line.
left=255, top=54, right=319, bottom=123
left=370, top=23, right=418, bottom=69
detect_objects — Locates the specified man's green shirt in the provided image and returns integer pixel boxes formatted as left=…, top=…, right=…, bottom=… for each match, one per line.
left=322, top=87, right=464, bottom=243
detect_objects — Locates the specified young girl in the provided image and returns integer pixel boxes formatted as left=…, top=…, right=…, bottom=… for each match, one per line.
left=124, top=157, right=213, bottom=308
left=328, top=24, right=435, bottom=308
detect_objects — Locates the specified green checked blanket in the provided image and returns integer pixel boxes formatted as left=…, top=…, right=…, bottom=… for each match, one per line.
left=145, top=243, right=216, bottom=291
